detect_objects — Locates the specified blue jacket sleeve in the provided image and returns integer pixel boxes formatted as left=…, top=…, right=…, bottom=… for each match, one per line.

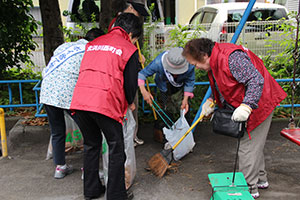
left=138, top=52, right=164, bottom=80
left=183, top=64, right=195, bottom=93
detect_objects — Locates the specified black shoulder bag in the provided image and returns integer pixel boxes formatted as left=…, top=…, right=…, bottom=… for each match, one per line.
left=212, top=103, right=246, bottom=138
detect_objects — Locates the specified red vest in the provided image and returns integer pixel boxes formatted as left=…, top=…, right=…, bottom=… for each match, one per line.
left=208, top=43, right=287, bottom=137
left=70, top=27, right=137, bottom=123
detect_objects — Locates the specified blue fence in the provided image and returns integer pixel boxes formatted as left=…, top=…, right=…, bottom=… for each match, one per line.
left=0, top=79, right=299, bottom=117
left=0, top=80, right=40, bottom=111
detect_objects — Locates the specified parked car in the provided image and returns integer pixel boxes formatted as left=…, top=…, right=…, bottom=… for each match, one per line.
left=188, top=2, right=289, bottom=56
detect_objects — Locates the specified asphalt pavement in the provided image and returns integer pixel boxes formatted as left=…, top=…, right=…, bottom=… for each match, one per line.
left=0, top=117, right=300, bottom=200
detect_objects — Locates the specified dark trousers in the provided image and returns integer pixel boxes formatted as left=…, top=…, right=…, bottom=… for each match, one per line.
left=76, top=110, right=127, bottom=200
left=44, top=104, right=79, bottom=165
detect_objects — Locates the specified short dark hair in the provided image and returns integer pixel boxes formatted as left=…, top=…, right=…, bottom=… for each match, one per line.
left=183, top=38, right=215, bottom=62
left=84, top=28, right=105, bottom=41
left=114, top=13, right=143, bottom=39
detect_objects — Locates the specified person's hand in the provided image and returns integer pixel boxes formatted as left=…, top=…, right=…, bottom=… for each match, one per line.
left=141, top=90, right=153, bottom=106
left=181, top=97, right=189, bottom=113
left=139, top=54, right=146, bottom=65
left=231, top=104, right=252, bottom=122
left=200, top=98, right=215, bottom=117
left=129, top=103, right=136, bottom=111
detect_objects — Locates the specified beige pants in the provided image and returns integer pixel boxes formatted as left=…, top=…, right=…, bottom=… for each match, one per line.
left=238, top=111, right=274, bottom=193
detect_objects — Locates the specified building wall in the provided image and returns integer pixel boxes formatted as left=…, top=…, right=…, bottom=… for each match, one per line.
left=32, top=0, right=69, bottom=26
left=285, top=0, right=299, bottom=12
left=176, top=0, right=205, bottom=25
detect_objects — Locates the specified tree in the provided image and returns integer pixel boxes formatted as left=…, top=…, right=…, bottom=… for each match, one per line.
left=39, top=0, right=64, bottom=65
left=0, top=0, right=38, bottom=79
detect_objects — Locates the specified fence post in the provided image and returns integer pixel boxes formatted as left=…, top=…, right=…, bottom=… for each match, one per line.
left=0, top=108, right=8, bottom=157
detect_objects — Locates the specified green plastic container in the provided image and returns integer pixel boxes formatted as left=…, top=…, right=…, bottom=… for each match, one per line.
left=208, top=172, right=254, bottom=200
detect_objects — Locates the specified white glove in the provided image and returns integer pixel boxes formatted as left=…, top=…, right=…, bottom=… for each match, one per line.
left=231, top=104, right=252, bottom=122
left=200, top=98, right=215, bottom=117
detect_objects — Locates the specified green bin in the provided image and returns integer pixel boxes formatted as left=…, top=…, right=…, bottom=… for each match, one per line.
left=208, top=172, right=254, bottom=200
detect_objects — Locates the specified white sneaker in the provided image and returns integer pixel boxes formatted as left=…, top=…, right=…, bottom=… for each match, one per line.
left=251, top=191, right=260, bottom=199
left=134, top=137, right=144, bottom=145
left=54, top=164, right=73, bottom=179
left=164, top=142, right=172, bottom=150
left=257, top=181, right=269, bottom=189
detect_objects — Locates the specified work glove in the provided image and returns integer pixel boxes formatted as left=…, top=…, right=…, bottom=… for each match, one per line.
left=231, top=104, right=252, bottom=122
left=200, top=98, right=215, bottom=117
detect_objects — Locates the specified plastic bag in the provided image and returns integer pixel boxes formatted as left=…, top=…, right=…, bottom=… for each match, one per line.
left=46, top=111, right=83, bottom=160
left=64, top=111, right=83, bottom=152
left=102, top=109, right=137, bottom=190
left=123, top=109, right=137, bottom=189
left=101, top=133, right=109, bottom=185
left=163, top=109, right=195, bottom=161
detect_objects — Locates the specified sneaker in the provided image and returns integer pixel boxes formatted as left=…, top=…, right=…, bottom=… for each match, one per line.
left=257, top=180, right=269, bottom=189
left=251, top=191, right=260, bottom=199
left=164, top=142, right=172, bottom=150
left=54, top=164, right=73, bottom=179
left=134, top=137, right=144, bottom=145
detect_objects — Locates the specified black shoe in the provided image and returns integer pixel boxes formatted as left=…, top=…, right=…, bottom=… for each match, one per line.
left=125, top=191, right=134, bottom=200
left=84, top=196, right=98, bottom=200
left=84, top=186, right=106, bottom=200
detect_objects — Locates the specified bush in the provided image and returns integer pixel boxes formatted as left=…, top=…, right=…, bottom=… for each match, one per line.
left=0, top=66, right=41, bottom=107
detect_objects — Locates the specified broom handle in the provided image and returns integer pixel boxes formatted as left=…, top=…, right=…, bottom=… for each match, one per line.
left=136, top=41, right=157, bottom=120
left=172, top=102, right=214, bottom=150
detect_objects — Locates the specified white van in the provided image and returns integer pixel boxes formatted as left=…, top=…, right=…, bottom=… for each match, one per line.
left=188, top=3, right=289, bottom=56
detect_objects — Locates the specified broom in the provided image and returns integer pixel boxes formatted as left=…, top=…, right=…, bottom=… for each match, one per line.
left=148, top=102, right=214, bottom=177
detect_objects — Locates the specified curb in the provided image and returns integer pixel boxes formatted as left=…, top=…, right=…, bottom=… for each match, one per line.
left=7, top=118, right=50, bottom=151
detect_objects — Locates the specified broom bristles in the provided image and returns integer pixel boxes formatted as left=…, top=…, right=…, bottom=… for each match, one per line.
left=148, top=152, right=169, bottom=178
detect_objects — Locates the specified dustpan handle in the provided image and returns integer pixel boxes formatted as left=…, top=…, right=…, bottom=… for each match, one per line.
left=232, top=123, right=243, bottom=185
left=172, top=102, right=215, bottom=150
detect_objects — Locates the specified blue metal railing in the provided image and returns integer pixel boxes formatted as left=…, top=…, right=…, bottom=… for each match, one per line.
left=141, top=79, right=300, bottom=114
left=0, top=79, right=299, bottom=117
left=0, top=80, right=40, bottom=111
left=32, top=80, right=46, bottom=117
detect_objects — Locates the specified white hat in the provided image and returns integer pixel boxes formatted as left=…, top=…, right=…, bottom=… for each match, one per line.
left=162, top=47, right=189, bottom=75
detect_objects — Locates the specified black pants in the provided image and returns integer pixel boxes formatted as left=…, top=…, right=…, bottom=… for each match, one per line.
left=76, top=110, right=127, bottom=200
left=44, top=104, right=79, bottom=165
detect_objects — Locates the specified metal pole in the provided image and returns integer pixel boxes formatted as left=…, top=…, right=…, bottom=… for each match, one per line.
left=0, top=108, right=8, bottom=157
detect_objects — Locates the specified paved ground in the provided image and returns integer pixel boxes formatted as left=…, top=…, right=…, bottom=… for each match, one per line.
left=0, top=117, right=300, bottom=200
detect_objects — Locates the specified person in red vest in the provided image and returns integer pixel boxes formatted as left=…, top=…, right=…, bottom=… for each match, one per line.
left=108, top=1, right=149, bottom=31
left=182, top=38, right=287, bottom=199
left=70, top=13, right=143, bottom=200
left=109, top=1, right=149, bottom=147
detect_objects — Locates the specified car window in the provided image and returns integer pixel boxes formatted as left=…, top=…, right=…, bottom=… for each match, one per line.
left=227, top=8, right=287, bottom=22
left=190, top=11, right=203, bottom=26
left=189, top=7, right=217, bottom=25
left=189, top=8, right=217, bottom=31
left=202, top=12, right=217, bottom=23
